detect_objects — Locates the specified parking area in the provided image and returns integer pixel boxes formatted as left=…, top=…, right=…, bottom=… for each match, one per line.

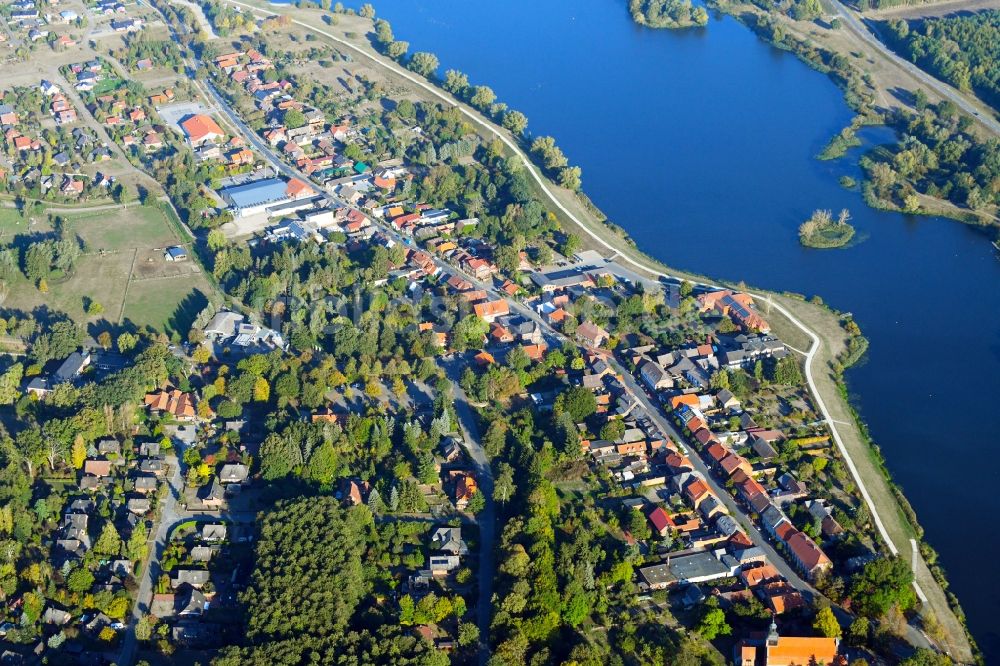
left=157, top=101, right=210, bottom=133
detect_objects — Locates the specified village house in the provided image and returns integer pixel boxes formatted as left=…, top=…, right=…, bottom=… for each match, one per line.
left=646, top=506, right=674, bottom=537
left=139, top=458, right=165, bottom=476
left=82, top=459, right=112, bottom=477
left=698, top=290, right=771, bottom=334
left=430, top=526, right=468, bottom=555
left=473, top=299, right=509, bottom=323
left=0, top=105, right=18, bottom=126
left=219, top=463, right=249, bottom=485
left=783, top=530, right=832, bottom=580
left=133, top=475, right=158, bottom=494
left=452, top=471, right=478, bottom=510
left=54, top=350, right=90, bottom=383
left=639, top=359, right=671, bottom=391
left=171, top=569, right=210, bottom=589
left=339, top=478, right=368, bottom=506
left=203, top=310, right=285, bottom=351
left=200, top=478, right=226, bottom=509
left=200, top=523, right=227, bottom=542
left=126, top=497, right=151, bottom=515
left=576, top=321, right=610, bottom=348
left=144, top=388, right=196, bottom=420
left=429, top=554, right=462, bottom=576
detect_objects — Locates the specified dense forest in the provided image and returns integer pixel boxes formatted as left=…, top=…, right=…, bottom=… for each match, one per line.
left=213, top=498, right=450, bottom=666
left=882, top=11, right=1000, bottom=114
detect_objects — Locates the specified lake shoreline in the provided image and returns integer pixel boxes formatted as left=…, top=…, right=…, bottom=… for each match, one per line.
left=708, top=0, right=999, bottom=233
left=220, top=1, right=979, bottom=660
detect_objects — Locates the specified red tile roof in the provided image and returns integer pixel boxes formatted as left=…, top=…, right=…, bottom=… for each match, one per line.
left=785, top=530, right=832, bottom=572
left=285, top=178, right=314, bottom=198
left=522, top=344, right=546, bottom=361
left=647, top=506, right=674, bottom=533
left=180, top=114, right=223, bottom=142
left=473, top=300, right=509, bottom=320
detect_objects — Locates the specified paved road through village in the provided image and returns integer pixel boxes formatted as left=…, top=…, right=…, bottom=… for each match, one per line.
left=443, top=359, right=496, bottom=666
left=164, top=5, right=952, bottom=654
left=832, top=0, right=1000, bottom=137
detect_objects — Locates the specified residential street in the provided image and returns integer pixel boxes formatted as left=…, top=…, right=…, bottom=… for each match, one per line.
left=176, top=13, right=942, bottom=656
left=443, top=359, right=495, bottom=666
left=117, top=425, right=258, bottom=666
left=609, top=357, right=818, bottom=593
left=117, top=439, right=184, bottom=666
left=50, top=69, right=131, bottom=164
left=607, top=356, right=935, bottom=652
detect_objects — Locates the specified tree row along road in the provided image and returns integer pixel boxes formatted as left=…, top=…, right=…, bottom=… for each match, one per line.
left=192, top=1, right=968, bottom=658
left=831, top=0, right=1000, bottom=137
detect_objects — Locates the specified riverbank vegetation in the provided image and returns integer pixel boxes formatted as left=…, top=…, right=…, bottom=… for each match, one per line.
left=881, top=11, right=1000, bottom=114
left=371, top=17, right=585, bottom=194
left=799, top=208, right=856, bottom=248
left=628, top=0, right=709, bottom=29
left=708, top=0, right=999, bottom=228
left=818, top=118, right=864, bottom=160
left=860, top=99, right=1000, bottom=221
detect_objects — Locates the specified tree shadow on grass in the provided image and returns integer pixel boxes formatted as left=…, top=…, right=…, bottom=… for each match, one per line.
left=166, top=288, right=210, bottom=340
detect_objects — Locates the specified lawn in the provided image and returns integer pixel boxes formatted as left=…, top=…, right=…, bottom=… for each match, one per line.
left=61, top=205, right=181, bottom=251
left=91, top=76, right=125, bottom=97
left=0, top=206, right=52, bottom=242
left=2, top=252, right=132, bottom=325
left=123, top=273, right=214, bottom=339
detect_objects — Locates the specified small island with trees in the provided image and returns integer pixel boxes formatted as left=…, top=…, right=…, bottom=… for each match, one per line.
left=799, top=208, right=856, bottom=248
left=629, top=0, right=709, bottom=29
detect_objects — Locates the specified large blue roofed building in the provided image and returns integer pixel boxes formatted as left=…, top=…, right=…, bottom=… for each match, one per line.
left=220, top=178, right=289, bottom=211
left=219, top=176, right=319, bottom=219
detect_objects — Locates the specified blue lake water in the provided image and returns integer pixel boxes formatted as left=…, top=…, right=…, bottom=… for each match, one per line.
left=354, top=0, right=1000, bottom=655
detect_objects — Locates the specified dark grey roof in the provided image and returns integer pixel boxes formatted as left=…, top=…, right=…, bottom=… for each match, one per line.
left=133, top=475, right=157, bottom=490
left=751, top=437, right=778, bottom=461
left=667, top=551, right=729, bottom=582
left=638, top=563, right=674, bottom=587
left=171, top=569, right=210, bottom=587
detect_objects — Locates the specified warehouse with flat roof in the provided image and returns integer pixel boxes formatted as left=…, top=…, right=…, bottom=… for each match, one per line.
left=219, top=177, right=319, bottom=219
left=221, top=178, right=288, bottom=211
left=638, top=550, right=735, bottom=590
